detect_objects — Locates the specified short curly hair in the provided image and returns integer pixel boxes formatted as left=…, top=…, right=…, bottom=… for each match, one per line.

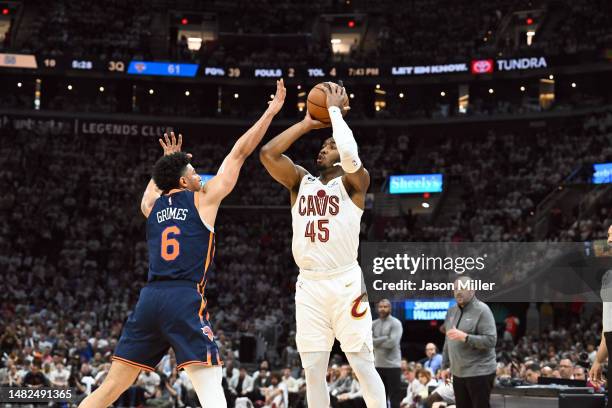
left=152, top=152, right=190, bottom=192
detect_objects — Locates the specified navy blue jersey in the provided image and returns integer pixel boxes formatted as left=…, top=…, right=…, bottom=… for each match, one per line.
left=147, top=190, right=215, bottom=286
left=112, top=190, right=221, bottom=372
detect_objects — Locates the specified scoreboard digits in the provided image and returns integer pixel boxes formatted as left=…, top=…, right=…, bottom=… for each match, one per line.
left=108, top=61, right=125, bottom=72
left=167, top=64, right=180, bottom=75
left=348, top=67, right=379, bottom=77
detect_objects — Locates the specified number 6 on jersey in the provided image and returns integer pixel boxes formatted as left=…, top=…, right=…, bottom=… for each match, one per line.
left=161, top=226, right=181, bottom=260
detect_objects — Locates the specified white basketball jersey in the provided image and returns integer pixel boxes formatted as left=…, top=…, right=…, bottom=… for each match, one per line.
left=291, top=174, right=363, bottom=272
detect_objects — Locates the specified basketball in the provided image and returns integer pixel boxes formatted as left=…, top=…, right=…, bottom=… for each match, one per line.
left=307, top=82, right=349, bottom=124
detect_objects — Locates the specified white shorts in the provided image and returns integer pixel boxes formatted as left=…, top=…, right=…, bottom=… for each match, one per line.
left=295, top=263, right=373, bottom=353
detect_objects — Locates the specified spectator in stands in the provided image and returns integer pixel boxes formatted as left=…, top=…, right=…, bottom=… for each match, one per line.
left=400, top=365, right=422, bottom=407
left=78, top=363, right=97, bottom=395
left=423, top=382, right=456, bottom=408
left=558, top=358, right=574, bottom=379
left=330, top=364, right=354, bottom=399
left=282, top=337, right=300, bottom=376
left=503, top=314, right=520, bottom=344
left=282, top=367, right=298, bottom=393
left=48, top=361, right=70, bottom=387
left=251, top=360, right=272, bottom=402
left=423, top=343, right=443, bottom=376
left=573, top=366, right=586, bottom=381
left=523, top=363, right=540, bottom=384
left=415, top=368, right=438, bottom=402
left=94, top=363, right=110, bottom=387
left=263, top=371, right=287, bottom=408
left=1, top=361, right=21, bottom=386
left=146, top=370, right=180, bottom=408
left=400, top=359, right=410, bottom=385
left=335, top=373, right=365, bottom=408
left=139, top=370, right=162, bottom=400
left=229, top=367, right=254, bottom=400
left=0, top=328, right=19, bottom=355
left=223, top=359, right=239, bottom=384
left=22, top=360, right=49, bottom=387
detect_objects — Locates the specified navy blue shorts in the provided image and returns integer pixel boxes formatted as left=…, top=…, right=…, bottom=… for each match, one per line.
left=113, top=280, right=221, bottom=371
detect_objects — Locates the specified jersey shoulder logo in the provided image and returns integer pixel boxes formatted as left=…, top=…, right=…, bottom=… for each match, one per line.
left=351, top=293, right=368, bottom=319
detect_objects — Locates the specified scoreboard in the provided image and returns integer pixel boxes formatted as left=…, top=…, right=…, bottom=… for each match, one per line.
left=0, top=52, right=557, bottom=79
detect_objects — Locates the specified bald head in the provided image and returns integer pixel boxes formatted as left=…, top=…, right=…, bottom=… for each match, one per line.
left=608, top=224, right=612, bottom=245
left=425, top=343, right=437, bottom=358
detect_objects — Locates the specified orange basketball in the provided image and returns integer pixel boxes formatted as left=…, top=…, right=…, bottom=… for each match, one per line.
left=306, top=82, right=349, bottom=124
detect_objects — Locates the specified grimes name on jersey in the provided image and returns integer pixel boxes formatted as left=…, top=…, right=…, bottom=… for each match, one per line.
left=298, top=190, right=340, bottom=216
left=156, top=207, right=189, bottom=223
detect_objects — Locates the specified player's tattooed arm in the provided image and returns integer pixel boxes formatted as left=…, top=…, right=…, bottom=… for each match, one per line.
left=140, top=132, right=190, bottom=217
left=201, top=79, right=286, bottom=207
left=260, top=110, right=328, bottom=191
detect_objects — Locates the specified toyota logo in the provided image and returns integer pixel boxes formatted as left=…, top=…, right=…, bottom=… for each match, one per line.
left=471, top=59, right=493, bottom=74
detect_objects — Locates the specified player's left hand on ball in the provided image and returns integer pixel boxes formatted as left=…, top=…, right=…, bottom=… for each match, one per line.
left=159, top=131, right=192, bottom=159
left=323, top=81, right=350, bottom=111
left=302, top=110, right=330, bottom=130
left=266, top=78, right=286, bottom=115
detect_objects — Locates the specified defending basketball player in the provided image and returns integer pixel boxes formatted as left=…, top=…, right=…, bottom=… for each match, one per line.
left=260, top=83, right=386, bottom=408
left=79, top=79, right=286, bottom=408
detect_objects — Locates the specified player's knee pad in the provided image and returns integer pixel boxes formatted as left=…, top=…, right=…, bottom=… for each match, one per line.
left=300, top=351, right=329, bottom=373
left=345, top=350, right=375, bottom=374
left=346, top=351, right=386, bottom=408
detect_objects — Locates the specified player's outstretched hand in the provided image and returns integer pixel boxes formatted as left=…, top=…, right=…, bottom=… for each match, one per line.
left=302, top=109, right=330, bottom=130
left=323, top=81, right=350, bottom=112
left=266, top=78, right=286, bottom=116
left=159, top=131, right=192, bottom=159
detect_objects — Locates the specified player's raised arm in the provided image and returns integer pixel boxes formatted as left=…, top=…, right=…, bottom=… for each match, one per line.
left=141, top=132, right=190, bottom=217
left=260, top=110, right=329, bottom=191
left=198, top=79, right=285, bottom=216
left=324, top=84, right=370, bottom=201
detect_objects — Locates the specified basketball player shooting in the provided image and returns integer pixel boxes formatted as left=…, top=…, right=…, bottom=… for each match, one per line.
left=260, top=82, right=386, bottom=408
left=79, top=79, right=286, bottom=408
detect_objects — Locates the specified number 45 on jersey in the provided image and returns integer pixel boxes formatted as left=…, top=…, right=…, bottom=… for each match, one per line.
left=304, top=220, right=329, bottom=242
